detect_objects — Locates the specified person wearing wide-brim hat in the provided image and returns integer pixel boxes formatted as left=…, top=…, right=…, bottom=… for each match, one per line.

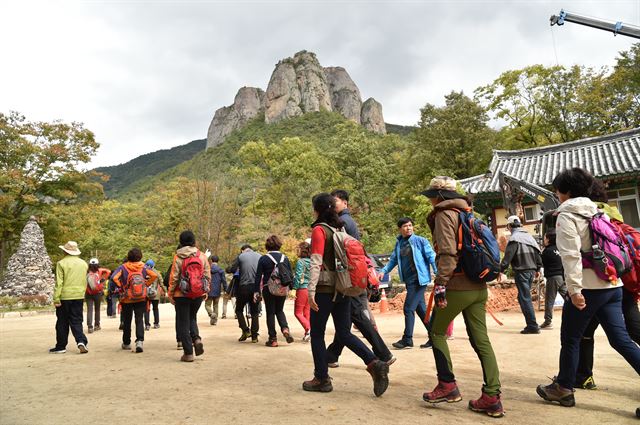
left=50, top=241, right=89, bottom=354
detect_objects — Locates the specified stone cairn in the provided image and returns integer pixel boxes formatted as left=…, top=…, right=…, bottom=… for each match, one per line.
left=0, top=217, right=54, bottom=303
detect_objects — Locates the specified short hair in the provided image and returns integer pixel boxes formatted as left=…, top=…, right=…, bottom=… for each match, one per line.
left=297, top=241, right=311, bottom=258
left=240, top=244, right=252, bottom=251
left=545, top=230, right=557, bottom=245
left=331, top=189, right=350, bottom=203
left=265, top=235, right=283, bottom=251
left=179, top=230, right=196, bottom=247
left=397, top=217, right=413, bottom=228
left=210, top=255, right=219, bottom=263
left=127, top=248, right=143, bottom=263
left=552, top=168, right=606, bottom=201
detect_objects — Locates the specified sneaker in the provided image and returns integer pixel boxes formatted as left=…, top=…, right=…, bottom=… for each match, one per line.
left=328, top=362, right=339, bottom=368
left=576, top=376, right=597, bottom=390
left=180, top=354, right=194, bottom=362
left=221, top=314, right=226, bottom=319
left=423, top=381, right=462, bottom=403
left=77, top=343, right=88, bottom=354
left=302, top=331, right=311, bottom=342
left=176, top=341, right=182, bottom=350
left=252, top=336, right=259, bottom=343
left=520, top=327, right=541, bottom=334
left=366, top=360, right=390, bottom=397
left=48, top=347, right=66, bottom=354
left=153, top=324, right=160, bottom=329
left=302, top=377, right=333, bottom=393
left=135, top=341, right=143, bottom=353
left=145, top=325, right=150, bottom=331
left=122, top=343, right=131, bottom=350
left=392, top=340, right=413, bottom=350
left=194, top=339, right=204, bottom=356
left=283, top=329, right=294, bottom=344
left=468, top=392, right=505, bottom=418
left=238, top=331, right=251, bottom=342
left=265, top=339, right=278, bottom=347
left=386, top=357, right=397, bottom=366
left=536, top=382, right=575, bottom=407
left=420, top=340, right=433, bottom=349
left=94, top=325, right=101, bottom=331
left=540, top=320, right=553, bottom=329
left=88, top=327, right=94, bottom=334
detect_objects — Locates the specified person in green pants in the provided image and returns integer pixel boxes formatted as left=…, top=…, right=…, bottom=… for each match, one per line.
left=421, top=176, right=504, bottom=418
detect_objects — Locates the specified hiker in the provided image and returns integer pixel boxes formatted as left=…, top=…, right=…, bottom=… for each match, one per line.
left=422, top=176, right=504, bottom=418
left=293, top=241, right=311, bottom=341
left=326, top=189, right=394, bottom=366
left=113, top=248, right=158, bottom=353
left=540, top=230, right=567, bottom=330
left=85, top=258, right=105, bottom=334
left=302, top=193, right=389, bottom=396
left=500, top=215, right=543, bottom=334
left=536, top=167, right=640, bottom=408
left=222, top=271, right=238, bottom=319
left=143, top=259, right=166, bottom=330
left=50, top=241, right=89, bottom=354
left=226, top=244, right=262, bottom=343
left=167, top=231, right=210, bottom=362
left=378, top=217, right=437, bottom=349
left=205, top=255, right=228, bottom=326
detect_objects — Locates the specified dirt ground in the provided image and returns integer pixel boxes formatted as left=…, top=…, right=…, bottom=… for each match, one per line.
left=1, top=301, right=638, bottom=425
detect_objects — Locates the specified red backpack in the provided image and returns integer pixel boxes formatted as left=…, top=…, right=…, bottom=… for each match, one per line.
left=321, top=224, right=368, bottom=296
left=122, top=268, right=148, bottom=302
left=86, top=271, right=104, bottom=295
left=612, top=220, right=640, bottom=301
left=179, top=251, right=210, bottom=299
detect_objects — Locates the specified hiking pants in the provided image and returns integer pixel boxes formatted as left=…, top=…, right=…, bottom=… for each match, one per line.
left=144, top=299, right=160, bottom=326
left=175, top=297, right=203, bottom=356
left=544, top=275, right=567, bottom=323
left=575, top=288, right=640, bottom=384
left=235, top=288, right=260, bottom=338
left=514, top=270, right=539, bottom=330
left=326, top=292, right=392, bottom=363
left=556, top=287, right=640, bottom=390
left=310, top=293, right=377, bottom=380
left=428, top=289, right=501, bottom=396
left=402, top=282, right=429, bottom=344
left=262, top=289, right=289, bottom=340
left=121, top=301, right=146, bottom=344
left=85, top=293, right=102, bottom=328
left=55, top=299, right=88, bottom=349
left=294, top=288, right=310, bottom=332
left=204, top=296, right=221, bottom=323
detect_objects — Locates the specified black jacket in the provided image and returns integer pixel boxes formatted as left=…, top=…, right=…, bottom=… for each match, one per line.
left=542, top=245, right=564, bottom=278
left=254, top=251, right=292, bottom=294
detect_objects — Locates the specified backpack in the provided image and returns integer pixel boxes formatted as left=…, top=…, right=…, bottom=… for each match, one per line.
left=580, top=212, right=633, bottom=283
left=321, top=224, right=369, bottom=297
left=452, top=208, right=501, bottom=283
left=610, top=220, right=640, bottom=298
left=179, top=251, right=210, bottom=299
left=122, top=268, right=148, bottom=302
left=265, top=254, right=292, bottom=297
left=86, top=271, right=104, bottom=295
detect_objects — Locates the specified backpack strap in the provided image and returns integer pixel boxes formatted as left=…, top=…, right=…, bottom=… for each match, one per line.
left=266, top=253, right=278, bottom=265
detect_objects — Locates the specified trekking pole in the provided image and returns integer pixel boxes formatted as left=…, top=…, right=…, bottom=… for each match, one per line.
left=486, top=307, right=504, bottom=326
left=424, top=289, right=435, bottom=325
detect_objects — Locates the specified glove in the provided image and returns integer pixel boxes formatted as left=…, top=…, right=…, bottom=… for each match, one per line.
left=434, top=284, right=447, bottom=309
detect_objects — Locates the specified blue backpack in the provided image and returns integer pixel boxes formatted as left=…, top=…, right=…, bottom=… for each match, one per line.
left=453, top=208, right=501, bottom=283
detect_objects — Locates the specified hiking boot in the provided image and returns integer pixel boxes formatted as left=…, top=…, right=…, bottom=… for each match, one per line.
left=94, top=325, right=101, bottom=331
left=252, top=336, right=259, bottom=343
left=328, top=362, right=339, bottom=368
left=575, top=376, right=597, bottom=390
left=283, top=328, right=294, bottom=344
left=468, top=392, right=505, bottom=418
left=135, top=341, right=143, bottom=353
left=145, top=325, right=150, bottom=331
left=194, top=339, right=204, bottom=356
left=238, top=331, right=251, bottom=342
left=520, top=327, right=541, bottom=334
left=302, top=331, right=311, bottom=342
left=181, top=354, right=194, bottom=362
left=367, top=360, right=390, bottom=397
left=536, top=382, right=575, bottom=407
left=88, top=326, right=94, bottom=334
left=177, top=341, right=182, bottom=350
left=423, top=380, right=462, bottom=403
left=49, top=347, right=66, bottom=354
left=77, top=343, right=88, bottom=354
left=420, top=340, right=433, bottom=349
left=153, top=324, right=159, bottom=329
left=540, top=320, right=553, bottom=329
left=302, top=377, right=333, bottom=393
left=265, top=338, right=278, bottom=347
left=392, top=340, right=413, bottom=350
left=122, top=343, right=131, bottom=350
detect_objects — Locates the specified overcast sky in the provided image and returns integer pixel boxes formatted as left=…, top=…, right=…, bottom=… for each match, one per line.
left=1, top=0, right=638, bottom=168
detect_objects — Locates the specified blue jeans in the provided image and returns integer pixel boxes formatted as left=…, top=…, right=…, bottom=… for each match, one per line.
left=402, top=282, right=428, bottom=343
left=514, top=270, right=538, bottom=330
left=557, top=287, right=640, bottom=389
left=310, top=293, right=376, bottom=380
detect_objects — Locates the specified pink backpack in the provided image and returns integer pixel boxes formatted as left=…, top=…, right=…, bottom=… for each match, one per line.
left=581, top=212, right=633, bottom=283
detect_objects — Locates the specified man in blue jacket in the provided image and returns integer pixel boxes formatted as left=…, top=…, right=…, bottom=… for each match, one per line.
left=379, top=217, right=437, bottom=349
left=205, top=255, right=228, bottom=326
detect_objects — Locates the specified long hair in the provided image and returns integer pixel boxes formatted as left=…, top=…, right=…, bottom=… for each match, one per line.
left=312, top=193, right=344, bottom=228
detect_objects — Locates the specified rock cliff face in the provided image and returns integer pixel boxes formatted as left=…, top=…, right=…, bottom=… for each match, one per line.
left=206, top=51, right=385, bottom=149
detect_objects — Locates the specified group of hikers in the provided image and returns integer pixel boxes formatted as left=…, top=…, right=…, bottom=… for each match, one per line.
left=49, top=170, right=639, bottom=418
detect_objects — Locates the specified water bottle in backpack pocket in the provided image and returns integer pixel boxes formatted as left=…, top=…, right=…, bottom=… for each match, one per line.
left=179, top=252, right=210, bottom=298
left=580, top=212, right=633, bottom=282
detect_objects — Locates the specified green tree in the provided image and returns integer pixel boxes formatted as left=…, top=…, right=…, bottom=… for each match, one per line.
left=607, top=43, right=640, bottom=129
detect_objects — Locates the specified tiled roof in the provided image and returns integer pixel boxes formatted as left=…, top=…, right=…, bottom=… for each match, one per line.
left=461, top=128, right=640, bottom=195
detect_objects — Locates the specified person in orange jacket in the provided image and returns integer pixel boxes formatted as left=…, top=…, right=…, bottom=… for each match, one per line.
left=112, top=248, right=157, bottom=353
